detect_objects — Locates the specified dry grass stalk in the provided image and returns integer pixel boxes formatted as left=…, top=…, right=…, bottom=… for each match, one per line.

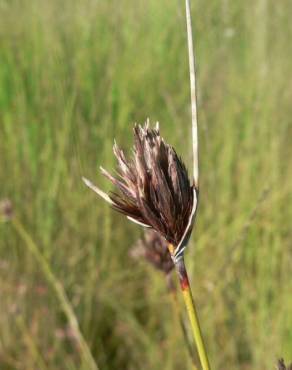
left=185, top=0, right=199, bottom=189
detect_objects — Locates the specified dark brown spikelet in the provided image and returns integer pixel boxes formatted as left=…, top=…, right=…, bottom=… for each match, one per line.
left=278, top=359, right=292, bottom=370
left=0, top=199, right=13, bottom=221
left=100, top=122, right=194, bottom=247
left=130, top=230, right=174, bottom=274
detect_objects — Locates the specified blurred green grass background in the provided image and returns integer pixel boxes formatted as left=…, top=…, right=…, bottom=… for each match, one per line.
left=0, top=0, right=292, bottom=369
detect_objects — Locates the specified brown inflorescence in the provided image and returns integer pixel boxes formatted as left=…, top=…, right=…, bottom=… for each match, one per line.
left=99, top=122, right=194, bottom=246
left=278, top=359, right=292, bottom=370
left=130, top=230, right=174, bottom=274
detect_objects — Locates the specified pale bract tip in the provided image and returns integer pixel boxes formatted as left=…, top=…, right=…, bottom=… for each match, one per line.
left=82, top=176, right=114, bottom=205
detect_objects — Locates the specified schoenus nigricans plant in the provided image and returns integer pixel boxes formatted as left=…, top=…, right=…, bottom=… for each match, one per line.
left=83, top=1, right=212, bottom=369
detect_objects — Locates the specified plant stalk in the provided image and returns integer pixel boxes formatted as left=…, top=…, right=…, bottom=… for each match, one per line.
left=185, top=0, right=199, bottom=188
left=166, top=274, right=199, bottom=370
left=11, top=217, right=99, bottom=370
left=174, top=255, right=211, bottom=370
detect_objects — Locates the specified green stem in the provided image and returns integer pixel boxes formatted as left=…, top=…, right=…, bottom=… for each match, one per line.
left=175, top=257, right=211, bottom=370
left=166, top=274, right=199, bottom=370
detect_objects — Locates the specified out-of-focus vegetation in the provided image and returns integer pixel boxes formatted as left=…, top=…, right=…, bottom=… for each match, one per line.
left=0, top=0, right=291, bottom=369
